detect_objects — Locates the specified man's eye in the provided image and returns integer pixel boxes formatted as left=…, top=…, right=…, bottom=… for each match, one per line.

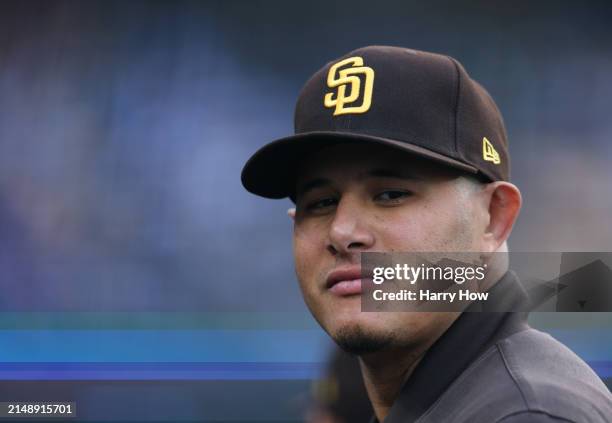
left=306, top=197, right=338, bottom=210
left=375, top=190, right=413, bottom=202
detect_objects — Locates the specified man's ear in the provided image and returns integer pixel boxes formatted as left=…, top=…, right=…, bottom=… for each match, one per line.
left=287, top=207, right=296, bottom=220
left=482, top=182, right=522, bottom=252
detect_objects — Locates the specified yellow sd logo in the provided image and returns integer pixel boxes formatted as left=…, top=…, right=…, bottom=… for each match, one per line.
left=324, top=56, right=374, bottom=116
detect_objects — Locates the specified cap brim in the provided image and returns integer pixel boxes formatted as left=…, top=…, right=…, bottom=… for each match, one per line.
left=241, top=131, right=479, bottom=199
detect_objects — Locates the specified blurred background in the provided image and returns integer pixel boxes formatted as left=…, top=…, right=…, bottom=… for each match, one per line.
left=0, top=0, right=610, bottom=421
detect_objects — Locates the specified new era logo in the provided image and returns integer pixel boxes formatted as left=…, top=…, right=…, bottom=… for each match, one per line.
left=482, top=137, right=501, bottom=164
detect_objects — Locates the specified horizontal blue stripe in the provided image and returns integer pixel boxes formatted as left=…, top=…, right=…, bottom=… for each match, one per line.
left=0, top=361, right=609, bottom=380
left=0, top=362, right=324, bottom=380
left=0, top=329, right=608, bottom=376
left=0, top=330, right=329, bottom=362
left=0, top=362, right=316, bottom=370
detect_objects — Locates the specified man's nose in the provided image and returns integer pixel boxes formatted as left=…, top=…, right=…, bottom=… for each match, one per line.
left=327, top=196, right=375, bottom=256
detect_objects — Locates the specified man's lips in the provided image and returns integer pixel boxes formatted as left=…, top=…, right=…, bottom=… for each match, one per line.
left=326, top=267, right=363, bottom=296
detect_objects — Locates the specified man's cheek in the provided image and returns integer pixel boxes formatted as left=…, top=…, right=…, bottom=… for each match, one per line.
left=294, top=259, right=308, bottom=287
left=293, top=231, right=317, bottom=258
left=382, top=220, right=428, bottom=249
left=294, top=254, right=317, bottom=291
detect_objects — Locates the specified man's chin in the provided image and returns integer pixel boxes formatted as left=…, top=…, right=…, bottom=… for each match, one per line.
left=332, top=323, right=393, bottom=355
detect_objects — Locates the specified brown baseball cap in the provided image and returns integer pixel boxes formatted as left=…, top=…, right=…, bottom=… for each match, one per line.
left=241, top=45, right=509, bottom=199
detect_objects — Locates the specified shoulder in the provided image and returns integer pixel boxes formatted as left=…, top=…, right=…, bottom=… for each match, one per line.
left=494, top=328, right=611, bottom=422
left=420, top=328, right=612, bottom=423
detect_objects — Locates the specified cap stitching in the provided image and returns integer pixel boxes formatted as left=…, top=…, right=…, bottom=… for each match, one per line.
left=448, top=56, right=462, bottom=157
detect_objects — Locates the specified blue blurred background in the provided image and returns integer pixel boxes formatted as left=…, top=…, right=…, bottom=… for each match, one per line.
left=0, top=0, right=611, bottom=421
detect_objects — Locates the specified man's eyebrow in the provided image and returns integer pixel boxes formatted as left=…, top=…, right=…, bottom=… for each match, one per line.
left=295, top=169, right=422, bottom=198
left=296, top=178, right=332, bottom=198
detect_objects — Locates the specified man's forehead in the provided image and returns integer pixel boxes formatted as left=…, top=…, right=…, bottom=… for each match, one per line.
left=296, top=143, right=448, bottom=182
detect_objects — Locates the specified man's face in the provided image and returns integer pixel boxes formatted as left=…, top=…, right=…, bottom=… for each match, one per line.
left=292, top=143, right=485, bottom=355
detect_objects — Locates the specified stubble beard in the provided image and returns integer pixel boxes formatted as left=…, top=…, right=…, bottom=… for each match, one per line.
left=332, top=323, right=394, bottom=355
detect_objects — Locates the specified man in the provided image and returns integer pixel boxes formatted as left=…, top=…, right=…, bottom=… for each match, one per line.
left=241, top=46, right=612, bottom=422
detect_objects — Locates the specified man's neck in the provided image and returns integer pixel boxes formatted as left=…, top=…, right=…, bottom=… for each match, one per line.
left=359, top=348, right=424, bottom=421
left=358, top=318, right=457, bottom=422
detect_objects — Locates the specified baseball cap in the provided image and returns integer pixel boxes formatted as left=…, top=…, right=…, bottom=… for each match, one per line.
left=241, top=45, right=509, bottom=199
